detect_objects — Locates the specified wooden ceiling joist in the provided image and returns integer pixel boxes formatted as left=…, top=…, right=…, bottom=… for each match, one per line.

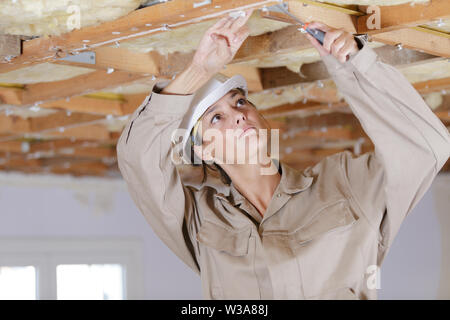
left=0, top=35, right=21, bottom=59
left=0, top=0, right=280, bottom=74
left=286, top=0, right=450, bottom=58
left=372, top=27, right=450, bottom=58
left=40, top=93, right=149, bottom=116
left=356, top=0, right=450, bottom=35
left=0, top=0, right=449, bottom=178
left=260, top=45, right=439, bottom=89
left=21, top=70, right=147, bottom=105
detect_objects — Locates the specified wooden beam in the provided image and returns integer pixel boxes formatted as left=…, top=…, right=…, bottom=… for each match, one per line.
left=40, top=93, right=148, bottom=116
left=0, top=85, right=23, bottom=104
left=436, top=110, right=450, bottom=123
left=260, top=45, right=438, bottom=89
left=234, top=24, right=312, bottom=63
left=0, top=0, right=279, bottom=74
left=221, top=65, right=263, bottom=92
left=357, top=0, right=450, bottom=35
left=40, top=124, right=111, bottom=141
left=0, top=155, right=111, bottom=176
left=285, top=0, right=450, bottom=58
left=372, top=28, right=450, bottom=58
left=260, top=101, right=348, bottom=118
left=414, top=77, right=450, bottom=95
left=0, top=110, right=105, bottom=136
left=30, top=111, right=104, bottom=132
left=41, top=95, right=126, bottom=115
left=14, top=23, right=314, bottom=106
left=90, top=46, right=159, bottom=74
left=0, top=114, right=31, bottom=134
left=21, top=70, right=147, bottom=105
left=0, top=144, right=115, bottom=160
left=0, top=35, right=21, bottom=59
left=286, top=0, right=357, bottom=33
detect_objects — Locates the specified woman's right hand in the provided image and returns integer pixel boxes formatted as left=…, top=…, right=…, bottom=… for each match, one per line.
left=191, top=9, right=254, bottom=76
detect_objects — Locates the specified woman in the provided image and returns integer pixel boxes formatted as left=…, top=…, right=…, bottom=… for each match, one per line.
left=117, top=9, right=450, bottom=299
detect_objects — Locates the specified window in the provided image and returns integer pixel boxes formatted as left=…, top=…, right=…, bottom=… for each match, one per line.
left=57, top=264, right=123, bottom=300
left=0, top=239, right=143, bottom=300
left=0, top=266, right=36, bottom=300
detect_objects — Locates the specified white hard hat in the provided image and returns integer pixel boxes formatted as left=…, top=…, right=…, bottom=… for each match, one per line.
left=177, top=73, right=248, bottom=164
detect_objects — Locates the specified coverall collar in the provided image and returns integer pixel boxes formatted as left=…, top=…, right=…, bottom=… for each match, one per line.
left=212, top=160, right=314, bottom=206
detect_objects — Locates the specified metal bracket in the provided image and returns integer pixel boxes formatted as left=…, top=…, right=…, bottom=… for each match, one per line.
left=264, top=2, right=288, bottom=13
left=57, top=51, right=96, bottom=64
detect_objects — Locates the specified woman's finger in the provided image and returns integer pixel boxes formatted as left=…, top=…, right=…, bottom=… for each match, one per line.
left=330, top=32, right=347, bottom=57
left=337, top=37, right=357, bottom=63
left=229, top=9, right=254, bottom=32
left=207, top=16, right=231, bottom=34
left=230, top=26, right=250, bottom=53
left=232, top=25, right=249, bottom=43
left=223, top=14, right=237, bottom=29
left=307, top=21, right=332, bottom=33
left=323, top=29, right=344, bottom=52
left=337, top=41, right=352, bottom=63
left=305, top=33, right=328, bottom=56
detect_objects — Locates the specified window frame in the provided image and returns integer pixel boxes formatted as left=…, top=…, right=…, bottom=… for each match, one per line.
left=0, top=238, right=144, bottom=300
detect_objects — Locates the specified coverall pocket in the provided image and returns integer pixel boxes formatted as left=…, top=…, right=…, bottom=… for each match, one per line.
left=196, top=220, right=261, bottom=299
left=196, top=219, right=252, bottom=256
left=287, top=199, right=365, bottom=298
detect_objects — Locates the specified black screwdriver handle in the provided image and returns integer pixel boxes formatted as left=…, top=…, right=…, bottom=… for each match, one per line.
left=305, top=27, right=325, bottom=45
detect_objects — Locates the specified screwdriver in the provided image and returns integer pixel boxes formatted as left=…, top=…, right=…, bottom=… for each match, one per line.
left=271, top=3, right=326, bottom=45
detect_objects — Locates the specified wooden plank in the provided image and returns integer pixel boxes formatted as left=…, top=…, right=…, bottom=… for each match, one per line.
left=221, top=65, right=263, bottom=92
left=0, top=0, right=279, bottom=74
left=261, top=46, right=438, bottom=89
left=21, top=70, right=147, bottom=105
left=372, top=27, right=450, bottom=58
left=28, top=138, right=100, bottom=152
left=414, top=77, right=450, bottom=94
left=91, top=46, right=159, bottom=74
left=30, top=111, right=104, bottom=132
left=41, top=124, right=111, bottom=141
left=0, top=86, right=23, bottom=104
left=357, top=0, right=450, bottom=35
left=234, top=25, right=313, bottom=62
left=287, top=0, right=357, bottom=33
left=436, top=110, right=450, bottom=123
left=1, top=143, right=115, bottom=160
left=286, top=0, right=450, bottom=58
left=42, top=92, right=148, bottom=116
left=0, top=35, right=21, bottom=59
left=0, top=140, right=24, bottom=153
left=41, top=95, right=126, bottom=115
left=0, top=114, right=31, bottom=134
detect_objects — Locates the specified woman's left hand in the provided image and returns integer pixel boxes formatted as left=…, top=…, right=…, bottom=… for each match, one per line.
left=305, top=21, right=359, bottom=63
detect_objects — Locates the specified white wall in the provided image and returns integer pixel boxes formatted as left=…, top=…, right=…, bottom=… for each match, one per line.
left=0, top=172, right=202, bottom=299
left=0, top=171, right=449, bottom=299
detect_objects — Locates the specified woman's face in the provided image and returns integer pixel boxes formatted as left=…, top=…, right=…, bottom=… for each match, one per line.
left=193, top=89, right=272, bottom=165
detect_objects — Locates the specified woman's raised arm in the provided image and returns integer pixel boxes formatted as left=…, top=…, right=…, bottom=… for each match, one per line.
left=116, top=9, right=253, bottom=274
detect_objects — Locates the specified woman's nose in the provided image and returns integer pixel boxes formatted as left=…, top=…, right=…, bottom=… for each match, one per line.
left=234, top=109, right=246, bottom=125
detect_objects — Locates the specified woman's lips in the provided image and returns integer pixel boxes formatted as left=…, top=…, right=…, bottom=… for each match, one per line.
left=239, top=126, right=256, bottom=138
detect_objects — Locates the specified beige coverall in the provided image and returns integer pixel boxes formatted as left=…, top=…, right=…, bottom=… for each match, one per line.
left=116, top=44, right=450, bottom=299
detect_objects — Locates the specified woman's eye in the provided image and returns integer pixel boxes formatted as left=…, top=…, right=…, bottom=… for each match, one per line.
left=211, top=114, right=221, bottom=124
left=236, top=98, right=246, bottom=107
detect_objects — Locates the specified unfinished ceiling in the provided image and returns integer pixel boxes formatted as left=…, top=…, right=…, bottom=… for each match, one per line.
left=0, top=0, right=449, bottom=178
